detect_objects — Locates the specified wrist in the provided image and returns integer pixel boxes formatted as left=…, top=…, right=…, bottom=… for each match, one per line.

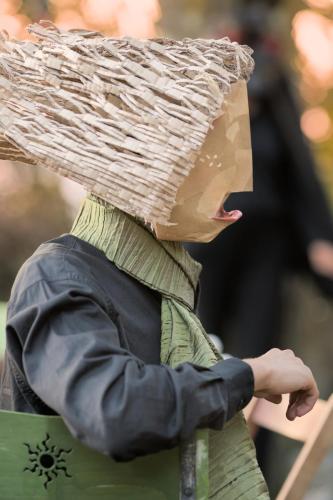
left=243, top=357, right=271, bottom=393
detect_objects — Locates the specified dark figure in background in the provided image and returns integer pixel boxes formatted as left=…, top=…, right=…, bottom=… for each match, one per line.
left=187, top=4, right=333, bottom=360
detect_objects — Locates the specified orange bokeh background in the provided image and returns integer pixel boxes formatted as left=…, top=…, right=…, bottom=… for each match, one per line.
left=0, top=0, right=161, bottom=38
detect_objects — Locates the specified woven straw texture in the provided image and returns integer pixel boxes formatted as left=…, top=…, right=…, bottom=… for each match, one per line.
left=0, top=22, right=254, bottom=223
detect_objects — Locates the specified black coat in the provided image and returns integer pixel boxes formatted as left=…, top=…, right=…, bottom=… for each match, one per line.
left=0, top=234, right=253, bottom=461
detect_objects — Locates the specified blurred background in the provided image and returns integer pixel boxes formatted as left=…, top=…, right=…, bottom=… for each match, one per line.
left=0, top=0, right=332, bottom=498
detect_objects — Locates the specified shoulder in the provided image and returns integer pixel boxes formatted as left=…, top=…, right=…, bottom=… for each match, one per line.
left=9, top=234, right=110, bottom=307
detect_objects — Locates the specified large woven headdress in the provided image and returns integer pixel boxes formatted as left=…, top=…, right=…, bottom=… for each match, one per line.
left=0, top=22, right=254, bottom=223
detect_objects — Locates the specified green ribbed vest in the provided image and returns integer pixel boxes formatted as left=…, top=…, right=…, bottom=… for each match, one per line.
left=71, top=195, right=269, bottom=499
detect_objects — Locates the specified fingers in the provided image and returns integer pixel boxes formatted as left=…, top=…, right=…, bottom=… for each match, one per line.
left=286, top=385, right=320, bottom=421
left=295, top=396, right=317, bottom=418
left=287, top=363, right=319, bottom=420
left=286, top=392, right=298, bottom=421
left=296, top=386, right=319, bottom=417
left=287, top=393, right=298, bottom=421
left=300, top=369, right=320, bottom=416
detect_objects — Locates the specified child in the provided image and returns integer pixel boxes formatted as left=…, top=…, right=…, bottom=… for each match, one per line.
left=0, top=24, right=318, bottom=498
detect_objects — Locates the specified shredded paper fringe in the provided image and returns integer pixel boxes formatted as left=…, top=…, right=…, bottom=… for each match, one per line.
left=0, top=21, right=254, bottom=223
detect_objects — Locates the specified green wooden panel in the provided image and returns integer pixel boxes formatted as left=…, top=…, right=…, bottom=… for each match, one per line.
left=0, top=410, right=180, bottom=500
left=0, top=302, right=6, bottom=356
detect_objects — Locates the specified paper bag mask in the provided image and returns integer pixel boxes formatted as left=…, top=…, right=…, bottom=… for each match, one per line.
left=154, top=81, right=252, bottom=242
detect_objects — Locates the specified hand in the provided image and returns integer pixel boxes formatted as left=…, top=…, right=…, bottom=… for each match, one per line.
left=308, top=239, right=333, bottom=279
left=244, top=348, right=319, bottom=421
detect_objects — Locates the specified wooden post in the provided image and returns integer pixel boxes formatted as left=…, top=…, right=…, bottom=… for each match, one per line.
left=277, top=395, right=333, bottom=500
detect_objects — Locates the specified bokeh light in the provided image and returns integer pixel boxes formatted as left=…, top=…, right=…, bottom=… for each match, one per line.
left=80, top=0, right=120, bottom=28
left=0, top=0, right=28, bottom=39
left=301, top=106, right=332, bottom=142
left=116, top=0, right=161, bottom=38
left=53, top=9, right=87, bottom=30
left=0, top=0, right=22, bottom=15
left=0, top=0, right=161, bottom=39
left=0, top=13, right=23, bottom=37
left=292, top=10, right=333, bottom=88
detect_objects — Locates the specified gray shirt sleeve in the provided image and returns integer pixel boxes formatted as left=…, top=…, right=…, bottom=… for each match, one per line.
left=7, top=278, right=254, bottom=461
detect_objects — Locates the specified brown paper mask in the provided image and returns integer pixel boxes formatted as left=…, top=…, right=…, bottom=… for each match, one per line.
left=0, top=25, right=254, bottom=226
left=154, top=81, right=253, bottom=242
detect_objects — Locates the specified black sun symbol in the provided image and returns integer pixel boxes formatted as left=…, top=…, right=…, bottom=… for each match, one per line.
left=23, top=433, right=72, bottom=489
